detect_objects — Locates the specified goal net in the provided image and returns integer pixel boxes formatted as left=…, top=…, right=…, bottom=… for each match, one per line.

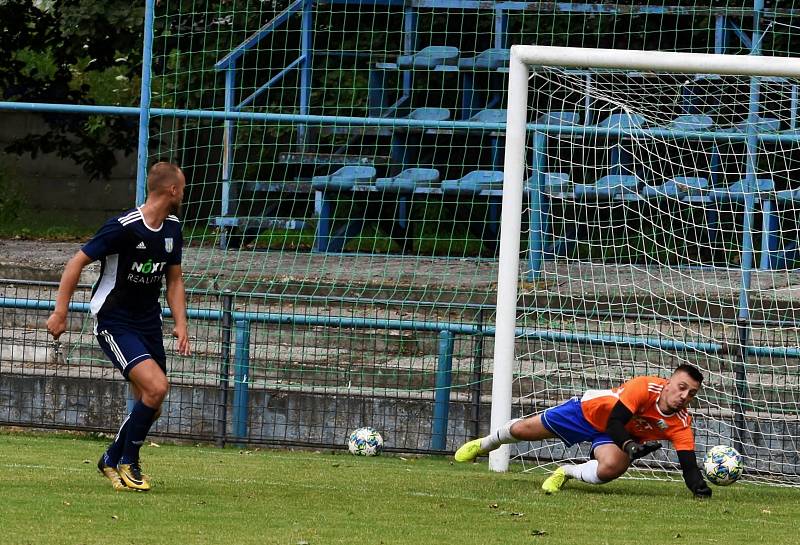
left=492, top=46, right=800, bottom=486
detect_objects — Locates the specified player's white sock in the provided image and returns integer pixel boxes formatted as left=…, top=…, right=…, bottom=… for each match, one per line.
left=480, top=418, right=522, bottom=452
left=562, top=460, right=607, bottom=484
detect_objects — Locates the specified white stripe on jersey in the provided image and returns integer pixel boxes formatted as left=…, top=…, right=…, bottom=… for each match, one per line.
left=90, top=254, right=119, bottom=315
left=166, top=215, right=180, bottom=222
left=120, top=212, right=142, bottom=226
left=648, top=383, right=663, bottom=393
left=119, top=208, right=139, bottom=219
left=118, top=210, right=141, bottom=224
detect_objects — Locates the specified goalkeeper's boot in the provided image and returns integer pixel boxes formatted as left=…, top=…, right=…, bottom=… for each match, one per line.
left=97, top=454, right=127, bottom=491
left=541, top=467, right=571, bottom=495
left=454, top=439, right=488, bottom=463
left=117, top=461, right=151, bottom=492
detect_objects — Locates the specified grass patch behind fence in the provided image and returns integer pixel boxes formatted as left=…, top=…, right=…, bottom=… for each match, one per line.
left=0, top=430, right=798, bottom=545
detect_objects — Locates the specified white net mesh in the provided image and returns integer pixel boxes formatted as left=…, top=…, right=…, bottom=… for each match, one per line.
left=512, top=65, right=800, bottom=486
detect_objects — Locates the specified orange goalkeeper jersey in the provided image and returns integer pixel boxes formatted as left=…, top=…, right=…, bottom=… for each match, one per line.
left=580, top=376, right=695, bottom=451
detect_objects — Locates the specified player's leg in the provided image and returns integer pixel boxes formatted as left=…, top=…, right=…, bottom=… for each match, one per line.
left=116, top=359, right=168, bottom=491
left=561, top=442, right=629, bottom=483
left=454, top=414, right=555, bottom=462
left=95, top=328, right=148, bottom=490
left=544, top=439, right=629, bottom=494
left=101, top=382, right=163, bottom=469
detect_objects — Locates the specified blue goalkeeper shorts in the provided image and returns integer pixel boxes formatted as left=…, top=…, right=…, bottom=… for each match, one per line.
left=541, top=397, right=615, bottom=452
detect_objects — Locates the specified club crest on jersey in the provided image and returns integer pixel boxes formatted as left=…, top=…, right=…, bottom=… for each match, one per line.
left=656, top=419, right=669, bottom=431
left=165, top=237, right=173, bottom=253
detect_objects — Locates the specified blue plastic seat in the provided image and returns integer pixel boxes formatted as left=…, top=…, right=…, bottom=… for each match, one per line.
left=710, top=178, right=774, bottom=202
left=312, top=166, right=377, bottom=191
left=537, top=172, right=571, bottom=194
left=536, top=111, right=581, bottom=126
left=596, top=113, right=647, bottom=131
left=775, top=189, right=799, bottom=202
left=668, top=115, right=713, bottom=131
left=468, top=109, right=506, bottom=124
left=375, top=168, right=440, bottom=193
left=397, top=46, right=460, bottom=69
left=441, top=170, right=504, bottom=193
left=640, top=177, right=709, bottom=199
left=457, top=48, right=510, bottom=70
left=406, top=107, right=451, bottom=121
left=733, top=116, right=781, bottom=133
left=573, top=175, right=640, bottom=199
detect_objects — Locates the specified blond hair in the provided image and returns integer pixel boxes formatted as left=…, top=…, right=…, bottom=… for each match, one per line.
left=147, top=162, right=183, bottom=194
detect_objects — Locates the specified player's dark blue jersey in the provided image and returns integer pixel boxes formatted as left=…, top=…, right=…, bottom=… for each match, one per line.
left=82, top=207, right=182, bottom=330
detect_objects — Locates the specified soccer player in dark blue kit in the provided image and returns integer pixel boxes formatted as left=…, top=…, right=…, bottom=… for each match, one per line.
left=46, top=162, right=191, bottom=491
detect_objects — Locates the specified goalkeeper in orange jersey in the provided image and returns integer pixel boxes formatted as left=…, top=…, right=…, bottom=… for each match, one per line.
left=454, top=364, right=712, bottom=498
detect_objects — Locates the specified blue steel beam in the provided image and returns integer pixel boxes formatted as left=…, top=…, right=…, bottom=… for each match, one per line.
left=322, top=1, right=800, bottom=17
left=527, top=132, right=546, bottom=280
left=5, top=100, right=800, bottom=144
left=135, top=0, right=156, bottom=205
left=4, top=296, right=799, bottom=360
left=431, top=331, right=455, bottom=451
left=411, top=2, right=749, bottom=15
left=727, top=17, right=754, bottom=49
left=232, top=320, right=251, bottom=440
left=215, top=0, right=306, bottom=70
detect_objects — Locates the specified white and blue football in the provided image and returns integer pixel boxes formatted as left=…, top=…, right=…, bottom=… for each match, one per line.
left=703, top=445, right=743, bottom=486
left=347, top=427, right=384, bottom=456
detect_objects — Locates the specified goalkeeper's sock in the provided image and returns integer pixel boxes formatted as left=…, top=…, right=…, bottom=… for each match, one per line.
left=562, top=460, right=607, bottom=484
left=119, top=401, right=157, bottom=465
left=480, top=418, right=522, bottom=452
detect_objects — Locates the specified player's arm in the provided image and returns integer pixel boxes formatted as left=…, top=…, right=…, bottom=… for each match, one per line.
left=605, top=401, right=662, bottom=460
left=46, top=250, right=94, bottom=339
left=677, top=449, right=712, bottom=498
left=166, top=264, right=191, bottom=356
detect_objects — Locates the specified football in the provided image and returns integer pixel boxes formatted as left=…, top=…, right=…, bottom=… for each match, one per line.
left=703, top=445, right=743, bottom=486
left=347, top=427, right=384, bottom=456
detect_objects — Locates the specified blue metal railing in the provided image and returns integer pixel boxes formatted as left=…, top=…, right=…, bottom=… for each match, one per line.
left=135, top=0, right=156, bottom=205
left=3, top=293, right=800, bottom=449
left=7, top=100, right=800, bottom=144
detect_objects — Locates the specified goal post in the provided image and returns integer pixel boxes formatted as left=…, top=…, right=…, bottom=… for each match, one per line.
left=491, top=45, right=800, bottom=482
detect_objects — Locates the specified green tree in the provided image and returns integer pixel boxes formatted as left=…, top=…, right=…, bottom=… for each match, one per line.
left=0, top=0, right=143, bottom=180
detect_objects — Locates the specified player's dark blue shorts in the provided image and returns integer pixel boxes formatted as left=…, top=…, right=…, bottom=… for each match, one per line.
left=541, top=397, right=615, bottom=452
left=95, top=324, right=167, bottom=379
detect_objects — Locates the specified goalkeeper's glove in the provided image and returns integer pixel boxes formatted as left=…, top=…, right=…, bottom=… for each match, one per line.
left=693, top=481, right=712, bottom=498
left=623, top=440, right=662, bottom=460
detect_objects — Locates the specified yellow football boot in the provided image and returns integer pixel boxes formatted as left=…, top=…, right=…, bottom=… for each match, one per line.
left=97, top=456, right=127, bottom=491
left=541, top=467, right=571, bottom=494
left=454, top=439, right=487, bottom=462
left=117, top=462, right=151, bottom=492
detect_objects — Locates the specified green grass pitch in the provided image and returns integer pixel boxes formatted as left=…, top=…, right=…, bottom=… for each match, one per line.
left=0, top=431, right=798, bottom=545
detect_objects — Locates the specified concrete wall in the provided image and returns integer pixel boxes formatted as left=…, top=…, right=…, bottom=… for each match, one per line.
left=0, top=112, right=137, bottom=226
left=0, top=374, right=479, bottom=453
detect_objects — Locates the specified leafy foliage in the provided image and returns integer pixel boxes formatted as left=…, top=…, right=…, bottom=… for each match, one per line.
left=0, top=0, right=142, bottom=180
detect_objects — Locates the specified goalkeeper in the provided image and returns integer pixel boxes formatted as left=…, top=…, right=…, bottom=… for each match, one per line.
left=455, top=364, right=712, bottom=498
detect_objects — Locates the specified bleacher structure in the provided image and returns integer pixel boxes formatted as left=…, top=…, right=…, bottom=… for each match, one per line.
left=210, top=1, right=517, bottom=252
left=204, top=0, right=800, bottom=272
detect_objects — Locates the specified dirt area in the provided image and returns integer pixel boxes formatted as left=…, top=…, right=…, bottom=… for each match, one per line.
left=2, top=238, right=800, bottom=316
